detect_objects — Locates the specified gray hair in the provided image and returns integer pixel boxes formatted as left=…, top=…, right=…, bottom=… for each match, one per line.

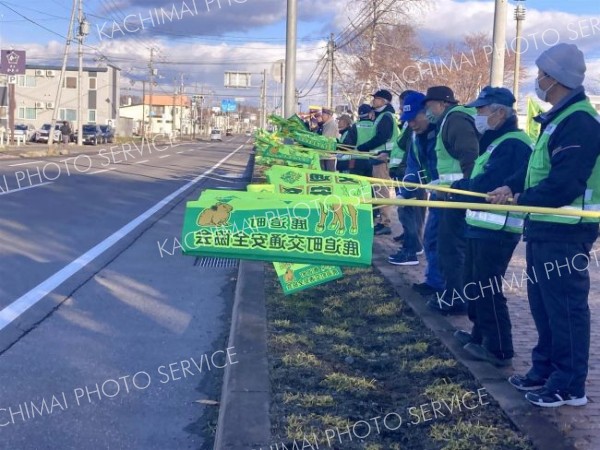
left=338, top=114, right=354, bottom=126
left=489, top=103, right=515, bottom=118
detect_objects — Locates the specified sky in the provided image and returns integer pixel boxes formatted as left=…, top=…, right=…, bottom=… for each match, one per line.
left=0, top=0, right=598, bottom=109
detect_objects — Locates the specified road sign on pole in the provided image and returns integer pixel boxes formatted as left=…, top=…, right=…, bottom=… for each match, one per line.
left=224, top=72, right=252, bottom=88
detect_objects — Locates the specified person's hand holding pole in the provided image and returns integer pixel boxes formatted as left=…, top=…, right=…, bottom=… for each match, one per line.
left=487, top=186, right=513, bottom=204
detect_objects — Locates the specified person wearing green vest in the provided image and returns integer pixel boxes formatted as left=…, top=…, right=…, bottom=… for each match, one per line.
left=335, top=114, right=354, bottom=173
left=347, top=104, right=376, bottom=177
left=423, top=86, right=480, bottom=315
left=356, top=89, right=401, bottom=236
left=490, top=43, right=600, bottom=407
left=448, top=87, right=533, bottom=367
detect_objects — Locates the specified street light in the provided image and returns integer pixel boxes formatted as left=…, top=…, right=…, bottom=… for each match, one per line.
left=513, top=1, right=526, bottom=111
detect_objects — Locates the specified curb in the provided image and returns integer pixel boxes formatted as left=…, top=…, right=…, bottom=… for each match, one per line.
left=213, top=260, right=270, bottom=450
left=372, top=240, right=575, bottom=450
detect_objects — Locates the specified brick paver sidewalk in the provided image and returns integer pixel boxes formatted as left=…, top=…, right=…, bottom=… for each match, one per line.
left=377, top=237, right=600, bottom=450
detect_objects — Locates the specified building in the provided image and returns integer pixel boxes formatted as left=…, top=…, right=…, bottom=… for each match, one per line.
left=589, top=95, right=600, bottom=113
left=1, top=64, right=120, bottom=131
left=119, top=94, right=191, bottom=136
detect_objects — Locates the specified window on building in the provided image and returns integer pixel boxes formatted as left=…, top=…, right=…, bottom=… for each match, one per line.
left=17, top=75, right=36, bottom=87
left=88, top=110, right=96, bottom=123
left=89, top=78, right=97, bottom=90
left=59, top=109, right=77, bottom=121
left=64, top=77, right=77, bottom=89
left=17, top=107, right=37, bottom=120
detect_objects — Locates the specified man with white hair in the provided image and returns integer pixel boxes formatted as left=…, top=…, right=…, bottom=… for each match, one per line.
left=490, top=43, right=600, bottom=407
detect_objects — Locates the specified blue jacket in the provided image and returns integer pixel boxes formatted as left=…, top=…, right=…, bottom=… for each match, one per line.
left=452, top=116, right=532, bottom=240
left=506, top=88, right=600, bottom=243
left=400, top=124, right=438, bottom=198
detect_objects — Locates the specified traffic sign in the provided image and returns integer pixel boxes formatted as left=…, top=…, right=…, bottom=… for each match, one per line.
left=220, top=99, right=237, bottom=113
left=1, top=50, right=26, bottom=75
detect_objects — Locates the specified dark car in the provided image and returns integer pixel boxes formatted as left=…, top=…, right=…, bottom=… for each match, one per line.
left=100, top=125, right=115, bottom=143
left=80, top=124, right=103, bottom=145
left=225, top=128, right=233, bottom=136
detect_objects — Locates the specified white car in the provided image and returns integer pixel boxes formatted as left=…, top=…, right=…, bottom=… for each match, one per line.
left=210, top=129, right=222, bottom=141
left=244, top=130, right=252, bottom=137
left=35, top=124, right=62, bottom=143
left=13, top=124, right=36, bottom=142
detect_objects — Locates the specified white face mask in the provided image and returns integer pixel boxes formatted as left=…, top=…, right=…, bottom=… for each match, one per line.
left=474, top=115, right=491, bottom=134
left=535, top=75, right=556, bottom=102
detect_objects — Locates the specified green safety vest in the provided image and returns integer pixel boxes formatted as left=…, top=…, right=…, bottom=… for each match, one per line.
left=389, top=122, right=409, bottom=169
left=370, top=111, right=402, bottom=158
left=525, top=99, right=600, bottom=224
left=465, top=131, right=533, bottom=233
left=356, top=120, right=376, bottom=146
left=435, top=105, right=476, bottom=184
left=337, top=129, right=351, bottom=161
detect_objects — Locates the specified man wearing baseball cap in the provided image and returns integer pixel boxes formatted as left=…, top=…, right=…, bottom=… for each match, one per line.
left=424, top=86, right=479, bottom=315
left=348, top=104, right=376, bottom=177
left=357, top=89, right=402, bottom=236
left=450, top=86, right=533, bottom=367
left=490, top=43, right=600, bottom=407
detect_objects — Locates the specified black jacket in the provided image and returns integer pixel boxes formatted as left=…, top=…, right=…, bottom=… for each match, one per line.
left=452, top=116, right=532, bottom=240
left=506, top=88, right=600, bottom=243
left=438, top=106, right=480, bottom=178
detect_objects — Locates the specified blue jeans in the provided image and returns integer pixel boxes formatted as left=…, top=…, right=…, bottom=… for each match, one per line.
left=423, top=198, right=445, bottom=290
left=397, top=190, right=425, bottom=254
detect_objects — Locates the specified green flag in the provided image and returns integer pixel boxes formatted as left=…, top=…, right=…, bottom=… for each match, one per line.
left=273, top=262, right=343, bottom=295
left=181, top=190, right=373, bottom=267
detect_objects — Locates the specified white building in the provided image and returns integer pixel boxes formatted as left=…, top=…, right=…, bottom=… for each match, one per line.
left=119, top=94, right=191, bottom=136
left=1, top=64, right=120, bottom=130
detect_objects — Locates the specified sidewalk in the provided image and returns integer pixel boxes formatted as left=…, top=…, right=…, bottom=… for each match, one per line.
left=375, top=235, right=600, bottom=450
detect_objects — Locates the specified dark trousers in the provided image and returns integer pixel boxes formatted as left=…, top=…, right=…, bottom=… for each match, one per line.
left=423, top=199, right=445, bottom=290
left=525, top=241, right=592, bottom=397
left=464, top=237, right=519, bottom=359
left=437, top=207, right=467, bottom=305
left=397, top=190, right=426, bottom=254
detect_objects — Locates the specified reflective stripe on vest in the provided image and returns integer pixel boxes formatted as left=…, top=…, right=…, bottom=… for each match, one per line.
left=435, top=105, right=476, bottom=185
left=525, top=100, right=600, bottom=224
left=466, top=131, right=533, bottom=233
left=389, top=122, right=409, bottom=168
left=370, top=111, right=402, bottom=157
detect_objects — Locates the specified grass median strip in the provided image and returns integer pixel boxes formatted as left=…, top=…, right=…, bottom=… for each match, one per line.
left=265, top=266, right=533, bottom=450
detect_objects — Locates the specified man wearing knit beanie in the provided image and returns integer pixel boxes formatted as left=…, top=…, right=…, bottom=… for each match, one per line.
left=489, top=43, right=600, bottom=408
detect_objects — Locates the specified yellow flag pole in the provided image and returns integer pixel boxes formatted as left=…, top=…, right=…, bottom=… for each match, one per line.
left=362, top=198, right=600, bottom=219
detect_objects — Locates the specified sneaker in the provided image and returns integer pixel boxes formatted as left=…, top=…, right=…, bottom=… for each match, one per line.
left=525, top=388, right=588, bottom=408
left=412, top=282, right=437, bottom=295
left=453, top=329, right=473, bottom=346
left=508, top=374, right=546, bottom=392
left=388, top=252, right=419, bottom=266
left=416, top=248, right=424, bottom=256
left=426, top=298, right=467, bottom=315
left=393, top=234, right=405, bottom=242
left=463, top=343, right=512, bottom=367
left=374, top=226, right=392, bottom=236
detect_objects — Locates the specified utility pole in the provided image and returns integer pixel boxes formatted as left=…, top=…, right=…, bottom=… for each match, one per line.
left=49, top=0, right=77, bottom=147
left=172, top=77, right=177, bottom=137
left=179, top=73, right=184, bottom=137
left=76, top=0, right=88, bottom=145
left=141, top=80, right=146, bottom=139
left=261, top=69, right=268, bottom=128
left=284, top=0, right=297, bottom=117
left=326, top=32, right=334, bottom=109
left=148, top=48, right=156, bottom=138
left=513, top=1, right=526, bottom=111
left=490, top=0, right=508, bottom=86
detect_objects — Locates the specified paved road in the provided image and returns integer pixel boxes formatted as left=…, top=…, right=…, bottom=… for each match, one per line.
left=0, top=136, right=253, bottom=449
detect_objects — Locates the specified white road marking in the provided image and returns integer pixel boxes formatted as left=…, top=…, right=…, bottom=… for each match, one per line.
left=159, top=154, right=171, bottom=159
left=0, top=182, right=54, bottom=196
left=8, top=160, right=44, bottom=167
left=134, top=159, right=150, bottom=164
left=0, top=144, right=245, bottom=331
left=89, top=168, right=116, bottom=175
left=176, top=151, right=184, bottom=154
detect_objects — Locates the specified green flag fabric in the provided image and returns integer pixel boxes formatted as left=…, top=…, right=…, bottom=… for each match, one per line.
left=273, top=262, right=343, bottom=295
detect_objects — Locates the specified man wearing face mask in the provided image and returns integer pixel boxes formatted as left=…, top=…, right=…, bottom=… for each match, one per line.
left=357, top=89, right=400, bottom=236
left=423, top=86, right=479, bottom=314
left=450, top=86, right=533, bottom=367
left=489, top=43, right=600, bottom=407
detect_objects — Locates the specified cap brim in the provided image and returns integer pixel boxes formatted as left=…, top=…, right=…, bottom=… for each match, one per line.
left=423, top=95, right=458, bottom=104
left=401, top=111, right=422, bottom=122
left=465, top=98, right=490, bottom=108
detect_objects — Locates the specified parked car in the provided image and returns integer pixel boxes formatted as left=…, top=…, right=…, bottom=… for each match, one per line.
left=99, top=125, right=115, bottom=143
left=80, top=124, right=104, bottom=145
left=225, top=128, right=233, bottom=136
left=244, top=130, right=252, bottom=137
left=35, top=124, right=62, bottom=143
left=13, top=124, right=36, bottom=142
left=210, top=129, right=222, bottom=141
